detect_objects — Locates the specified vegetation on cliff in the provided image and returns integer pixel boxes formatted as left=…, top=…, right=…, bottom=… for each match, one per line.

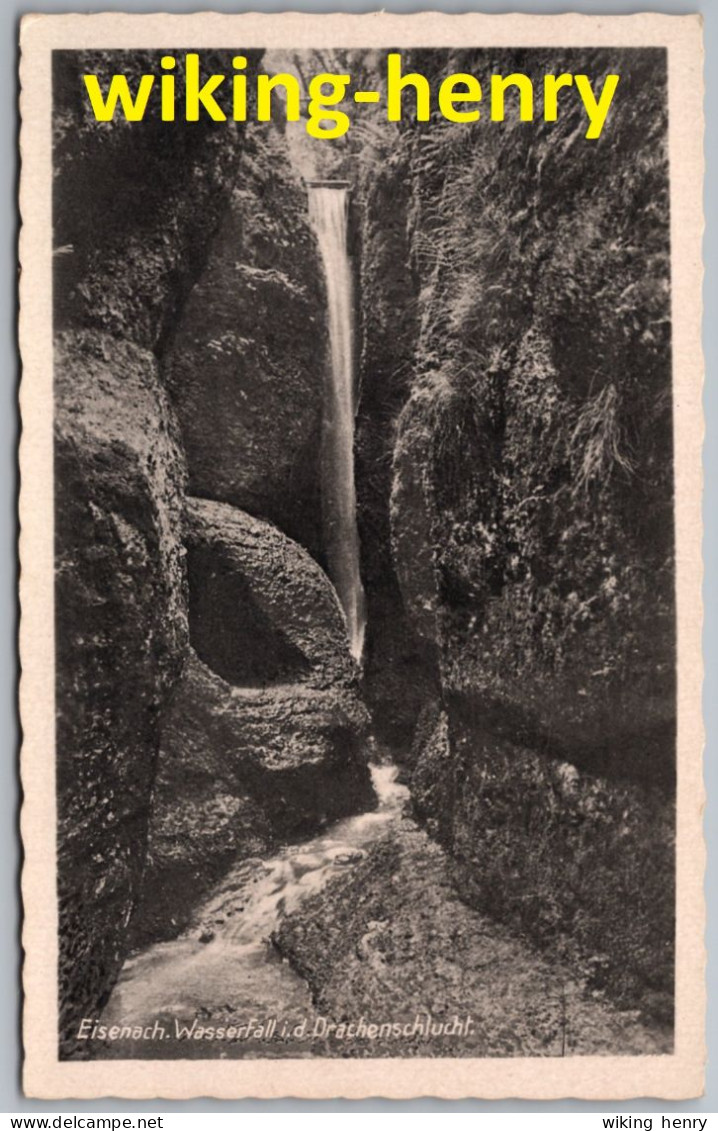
left=350, top=47, right=675, bottom=1018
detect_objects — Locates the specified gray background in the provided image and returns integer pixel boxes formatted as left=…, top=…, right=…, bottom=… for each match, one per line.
left=4, top=0, right=713, bottom=1112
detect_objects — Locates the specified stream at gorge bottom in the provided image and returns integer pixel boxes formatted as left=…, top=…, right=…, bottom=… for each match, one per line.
left=94, top=764, right=671, bottom=1060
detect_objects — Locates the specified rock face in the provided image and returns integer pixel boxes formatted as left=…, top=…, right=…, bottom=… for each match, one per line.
left=52, top=52, right=262, bottom=1049
left=354, top=173, right=440, bottom=751
left=437, top=710, right=675, bottom=1024
left=136, top=501, right=374, bottom=941
left=139, top=656, right=373, bottom=944
left=156, top=652, right=371, bottom=833
left=274, top=824, right=670, bottom=1057
left=353, top=47, right=675, bottom=1016
left=390, top=394, right=441, bottom=648
left=54, top=330, right=188, bottom=1053
left=162, top=130, right=328, bottom=556
left=51, top=51, right=376, bottom=1047
left=52, top=49, right=262, bottom=351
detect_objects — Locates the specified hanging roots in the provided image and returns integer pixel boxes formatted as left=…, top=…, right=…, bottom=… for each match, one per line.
left=569, top=382, right=635, bottom=495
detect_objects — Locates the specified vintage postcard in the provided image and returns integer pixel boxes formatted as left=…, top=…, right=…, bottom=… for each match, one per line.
left=19, top=11, right=704, bottom=1100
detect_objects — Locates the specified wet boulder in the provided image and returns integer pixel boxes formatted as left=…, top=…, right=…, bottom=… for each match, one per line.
left=54, top=329, right=188, bottom=1053
left=155, top=651, right=373, bottom=833
left=184, top=496, right=356, bottom=690
left=134, top=650, right=375, bottom=943
left=135, top=498, right=375, bottom=943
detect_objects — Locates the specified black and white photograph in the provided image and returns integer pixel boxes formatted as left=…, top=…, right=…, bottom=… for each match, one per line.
left=18, top=11, right=704, bottom=1101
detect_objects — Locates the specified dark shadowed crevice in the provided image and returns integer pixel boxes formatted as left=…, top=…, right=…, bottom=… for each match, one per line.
left=187, top=544, right=312, bottom=687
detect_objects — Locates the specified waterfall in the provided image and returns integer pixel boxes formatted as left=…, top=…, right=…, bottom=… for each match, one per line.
left=308, top=183, right=366, bottom=662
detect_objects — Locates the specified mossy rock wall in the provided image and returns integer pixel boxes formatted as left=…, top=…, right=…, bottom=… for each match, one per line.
left=354, top=47, right=675, bottom=1012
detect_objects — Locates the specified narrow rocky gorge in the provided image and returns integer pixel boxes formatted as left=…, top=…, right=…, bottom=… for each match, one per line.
left=54, top=47, right=675, bottom=1059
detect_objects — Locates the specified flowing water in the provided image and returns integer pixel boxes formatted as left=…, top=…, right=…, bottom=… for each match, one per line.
left=96, top=191, right=388, bottom=1056
left=99, top=765, right=408, bottom=1056
left=307, top=184, right=366, bottom=661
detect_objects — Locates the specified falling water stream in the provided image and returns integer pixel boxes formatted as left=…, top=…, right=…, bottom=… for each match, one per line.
left=307, top=183, right=366, bottom=661
left=96, top=187, right=386, bottom=1057
left=99, top=766, right=408, bottom=1056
